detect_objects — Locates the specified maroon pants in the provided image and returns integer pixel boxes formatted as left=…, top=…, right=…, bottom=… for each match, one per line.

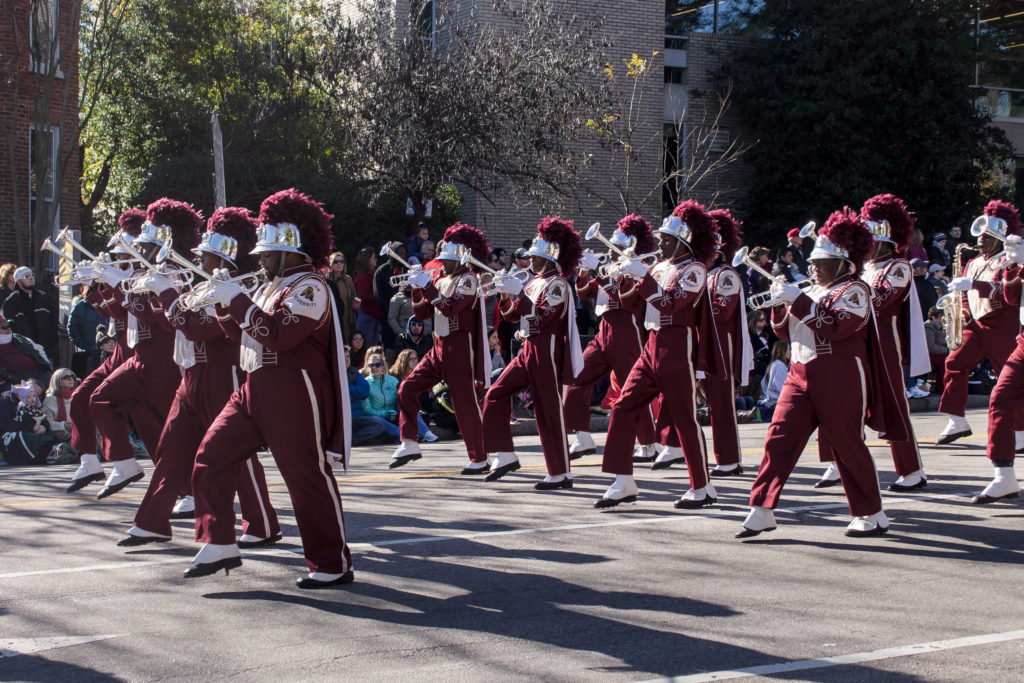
left=133, top=364, right=279, bottom=539
left=398, top=332, right=485, bottom=462
left=987, top=338, right=1024, bottom=463
left=603, top=327, right=710, bottom=491
left=563, top=319, right=656, bottom=443
left=749, top=360, right=882, bottom=517
left=70, top=352, right=124, bottom=455
left=192, top=367, right=351, bottom=574
left=939, top=321, right=1017, bottom=418
left=482, top=334, right=570, bottom=476
left=90, top=355, right=180, bottom=462
left=702, top=331, right=742, bottom=467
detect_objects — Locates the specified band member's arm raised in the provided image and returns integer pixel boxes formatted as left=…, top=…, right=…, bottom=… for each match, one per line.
left=871, top=261, right=912, bottom=315
left=789, top=281, right=871, bottom=340
left=770, top=304, right=791, bottom=342
left=158, top=289, right=224, bottom=341
left=575, top=271, right=600, bottom=300
left=227, top=275, right=331, bottom=351
left=421, top=274, right=476, bottom=318
left=124, top=290, right=167, bottom=329
left=1002, top=263, right=1022, bottom=306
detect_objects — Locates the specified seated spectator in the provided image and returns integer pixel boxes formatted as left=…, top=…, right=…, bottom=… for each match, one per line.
left=0, top=314, right=51, bottom=385
left=0, top=267, right=58, bottom=360
left=927, top=264, right=948, bottom=296
left=390, top=348, right=421, bottom=380
left=420, top=240, right=436, bottom=264
left=87, top=325, right=117, bottom=374
left=772, top=250, right=798, bottom=283
left=346, top=346, right=388, bottom=447
left=0, top=379, right=66, bottom=466
left=349, top=330, right=367, bottom=371
left=362, top=352, right=437, bottom=442
left=924, top=306, right=949, bottom=390
left=747, top=247, right=772, bottom=294
left=67, top=285, right=108, bottom=377
left=757, top=341, right=790, bottom=421
left=395, top=317, right=432, bottom=358
left=488, top=328, right=505, bottom=373
left=43, top=368, right=77, bottom=444
left=405, top=222, right=430, bottom=262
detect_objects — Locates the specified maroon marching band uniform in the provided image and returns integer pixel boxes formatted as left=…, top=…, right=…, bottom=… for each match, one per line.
left=563, top=271, right=656, bottom=447
left=128, top=287, right=279, bottom=540
left=397, top=270, right=488, bottom=463
left=819, top=257, right=924, bottom=479
left=983, top=262, right=1024, bottom=467
left=192, top=264, right=352, bottom=575
left=482, top=272, right=574, bottom=476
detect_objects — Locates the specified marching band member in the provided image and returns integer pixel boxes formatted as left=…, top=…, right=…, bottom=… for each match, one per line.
left=817, top=195, right=930, bottom=491
left=937, top=200, right=1023, bottom=444
left=88, top=199, right=196, bottom=499
left=480, top=217, right=583, bottom=488
left=738, top=209, right=909, bottom=539
left=595, top=200, right=725, bottom=509
left=185, top=189, right=353, bottom=589
left=118, top=207, right=280, bottom=548
left=390, top=223, right=492, bottom=473
left=564, top=215, right=657, bottom=462
left=66, top=209, right=143, bottom=493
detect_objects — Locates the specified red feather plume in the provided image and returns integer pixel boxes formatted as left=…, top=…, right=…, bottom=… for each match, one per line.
left=616, top=214, right=657, bottom=255
left=207, top=207, right=259, bottom=274
left=708, top=208, right=743, bottom=262
left=146, top=198, right=202, bottom=254
left=671, top=200, right=718, bottom=265
left=860, top=194, right=915, bottom=251
left=118, top=208, right=146, bottom=237
left=984, top=200, right=1022, bottom=237
left=820, top=207, right=874, bottom=275
left=258, top=188, right=334, bottom=269
left=442, top=222, right=491, bottom=266
left=537, top=216, right=582, bottom=274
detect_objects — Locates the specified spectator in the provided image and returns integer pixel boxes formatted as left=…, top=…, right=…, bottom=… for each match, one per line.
left=499, top=249, right=531, bottom=362
left=395, top=316, right=432, bottom=358
left=487, top=251, right=500, bottom=270
left=87, top=325, right=117, bottom=374
left=374, top=242, right=406, bottom=349
left=907, top=228, right=928, bottom=262
left=488, top=327, right=505, bottom=373
left=747, top=247, right=772, bottom=294
left=0, top=263, right=16, bottom=307
left=927, top=263, right=949, bottom=296
left=0, top=314, right=51, bottom=385
left=349, top=330, right=367, bottom=371
left=405, top=222, right=430, bottom=262
left=43, top=368, right=76, bottom=443
left=0, top=267, right=58, bottom=359
left=0, top=379, right=62, bottom=466
left=947, top=225, right=965, bottom=251
left=67, top=284, right=108, bottom=377
left=911, top=258, right=938, bottom=318
left=420, top=240, right=436, bottom=263
left=512, top=247, right=530, bottom=272
left=390, top=348, right=422, bottom=379
left=346, top=346, right=388, bottom=447
left=493, top=248, right=509, bottom=269
left=353, top=247, right=381, bottom=346
left=784, top=228, right=809, bottom=275
left=327, top=251, right=357, bottom=341
left=757, top=341, right=790, bottom=421
left=772, top=250, right=798, bottom=283
left=929, top=233, right=950, bottom=270
left=388, top=286, right=432, bottom=342
left=924, top=306, right=949, bottom=390
left=362, top=352, right=437, bottom=442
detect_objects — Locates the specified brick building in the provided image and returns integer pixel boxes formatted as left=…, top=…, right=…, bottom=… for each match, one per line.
left=0, top=0, right=80, bottom=271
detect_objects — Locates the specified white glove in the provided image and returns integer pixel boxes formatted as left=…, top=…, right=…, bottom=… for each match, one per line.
left=579, top=250, right=601, bottom=272
left=405, top=268, right=430, bottom=289
left=1006, top=243, right=1024, bottom=265
left=618, top=258, right=648, bottom=280
left=951, top=276, right=973, bottom=292
left=96, top=264, right=130, bottom=287
left=497, top=275, right=524, bottom=297
left=769, top=280, right=802, bottom=304
left=210, top=267, right=232, bottom=281
left=136, top=270, right=175, bottom=294
left=204, top=278, right=243, bottom=307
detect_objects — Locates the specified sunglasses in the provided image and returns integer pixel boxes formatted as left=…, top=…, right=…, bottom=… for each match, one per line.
left=332, top=260, right=344, bottom=265
left=61, top=375, right=75, bottom=380
left=368, top=362, right=382, bottom=368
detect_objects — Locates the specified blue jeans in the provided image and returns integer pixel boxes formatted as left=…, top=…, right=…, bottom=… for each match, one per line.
left=357, top=414, right=431, bottom=442
left=356, top=309, right=382, bottom=347
left=352, top=416, right=387, bottom=446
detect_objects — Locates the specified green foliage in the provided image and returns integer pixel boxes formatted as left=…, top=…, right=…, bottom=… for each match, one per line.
left=726, top=0, right=1014, bottom=243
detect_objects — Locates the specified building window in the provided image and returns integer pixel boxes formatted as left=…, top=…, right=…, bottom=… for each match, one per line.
left=29, top=125, right=60, bottom=244
left=412, top=0, right=435, bottom=52
left=664, top=66, right=685, bottom=84
left=30, top=0, right=60, bottom=74
left=663, top=124, right=683, bottom=214
left=666, top=1, right=760, bottom=35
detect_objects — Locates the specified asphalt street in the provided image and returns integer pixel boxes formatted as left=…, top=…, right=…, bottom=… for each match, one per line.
left=1, top=407, right=1022, bottom=682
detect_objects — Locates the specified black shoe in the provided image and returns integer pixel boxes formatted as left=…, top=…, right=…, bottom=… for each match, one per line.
left=632, top=453, right=657, bottom=463
left=887, top=478, right=927, bottom=492
left=735, top=526, right=775, bottom=539
left=484, top=460, right=521, bottom=482
left=96, top=472, right=145, bottom=500
left=814, top=478, right=842, bottom=489
left=183, top=556, right=242, bottom=578
left=594, top=494, right=637, bottom=509
left=460, top=463, right=491, bottom=475
left=845, top=524, right=889, bottom=538
left=296, top=570, right=355, bottom=589
left=534, top=478, right=573, bottom=491
left=389, top=452, right=422, bottom=469
left=674, top=494, right=717, bottom=510
left=935, top=429, right=972, bottom=445
left=569, top=448, right=595, bottom=461
left=117, top=534, right=171, bottom=547
left=237, top=533, right=283, bottom=549
left=66, top=472, right=105, bottom=493
left=169, top=509, right=196, bottom=520
left=971, top=491, right=1020, bottom=505
left=651, top=458, right=685, bottom=471
left=710, top=465, right=744, bottom=478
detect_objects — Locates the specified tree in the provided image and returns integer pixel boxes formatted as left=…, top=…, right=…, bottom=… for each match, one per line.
left=322, top=0, right=612, bottom=227
left=726, top=0, right=1013, bottom=243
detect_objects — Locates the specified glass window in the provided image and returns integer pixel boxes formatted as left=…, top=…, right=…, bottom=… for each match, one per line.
left=29, top=126, right=57, bottom=202
left=664, top=66, right=685, bottom=84
left=30, top=0, right=57, bottom=68
left=666, top=1, right=762, bottom=35
left=977, top=2, right=1024, bottom=90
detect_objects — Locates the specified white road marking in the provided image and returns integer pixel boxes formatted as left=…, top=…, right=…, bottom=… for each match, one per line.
left=0, top=635, right=124, bottom=658
left=0, top=493, right=969, bottom=581
left=639, top=629, right=1024, bottom=682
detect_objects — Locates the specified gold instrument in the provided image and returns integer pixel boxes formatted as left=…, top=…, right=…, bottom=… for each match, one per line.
left=178, top=272, right=262, bottom=312
left=598, top=251, right=660, bottom=279
left=937, top=242, right=973, bottom=351
left=480, top=266, right=532, bottom=297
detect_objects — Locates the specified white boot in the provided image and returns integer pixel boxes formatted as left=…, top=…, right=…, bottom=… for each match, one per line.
left=710, top=462, right=743, bottom=477
left=736, top=506, right=777, bottom=537
left=67, top=453, right=105, bottom=493
left=460, top=459, right=490, bottom=475
left=846, top=510, right=890, bottom=537
left=888, top=469, right=927, bottom=491
left=535, top=472, right=573, bottom=491
left=389, top=440, right=422, bottom=469
left=594, top=475, right=638, bottom=508
left=183, top=542, right=242, bottom=578
left=632, top=443, right=658, bottom=462
left=937, top=415, right=972, bottom=444
left=484, top=452, right=521, bottom=481
left=814, top=462, right=841, bottom=488
left=171, top=495, right=195, bottom=518
left=651, top=446, right=685, bottom=470
left=96, top=459, right=144, bottom=499
left=569, top=432, right=596, bottom=460
left=674, top=484, right=717, bottom=509
left=972, top=466, right=1021, bottom=504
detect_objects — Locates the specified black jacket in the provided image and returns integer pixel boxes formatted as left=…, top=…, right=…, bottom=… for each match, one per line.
left=1, top=287, right=58, bottom=356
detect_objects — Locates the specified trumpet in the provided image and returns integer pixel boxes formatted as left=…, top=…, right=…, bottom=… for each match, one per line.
left=41, top=237, right=103, bottom=286
left=798, top=220, right=817, bottom=240
left=380, top=242, right=414, bottom=271
left=390, top=267, right=442, bottom=287
left=747, top=279, right=814, bottom=309
left=177, top=272, right=262, bottom=312
left=585, top=222, right=635, bottom=263
left=57, top=227, right=100, bottom=261
left=598, top=250, right=660, bottom=278
left=480, top=266, right=532, bottom=297
left=111, top=233, right=192, bottom=293
left=733, top=246, right=795, bottom=309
